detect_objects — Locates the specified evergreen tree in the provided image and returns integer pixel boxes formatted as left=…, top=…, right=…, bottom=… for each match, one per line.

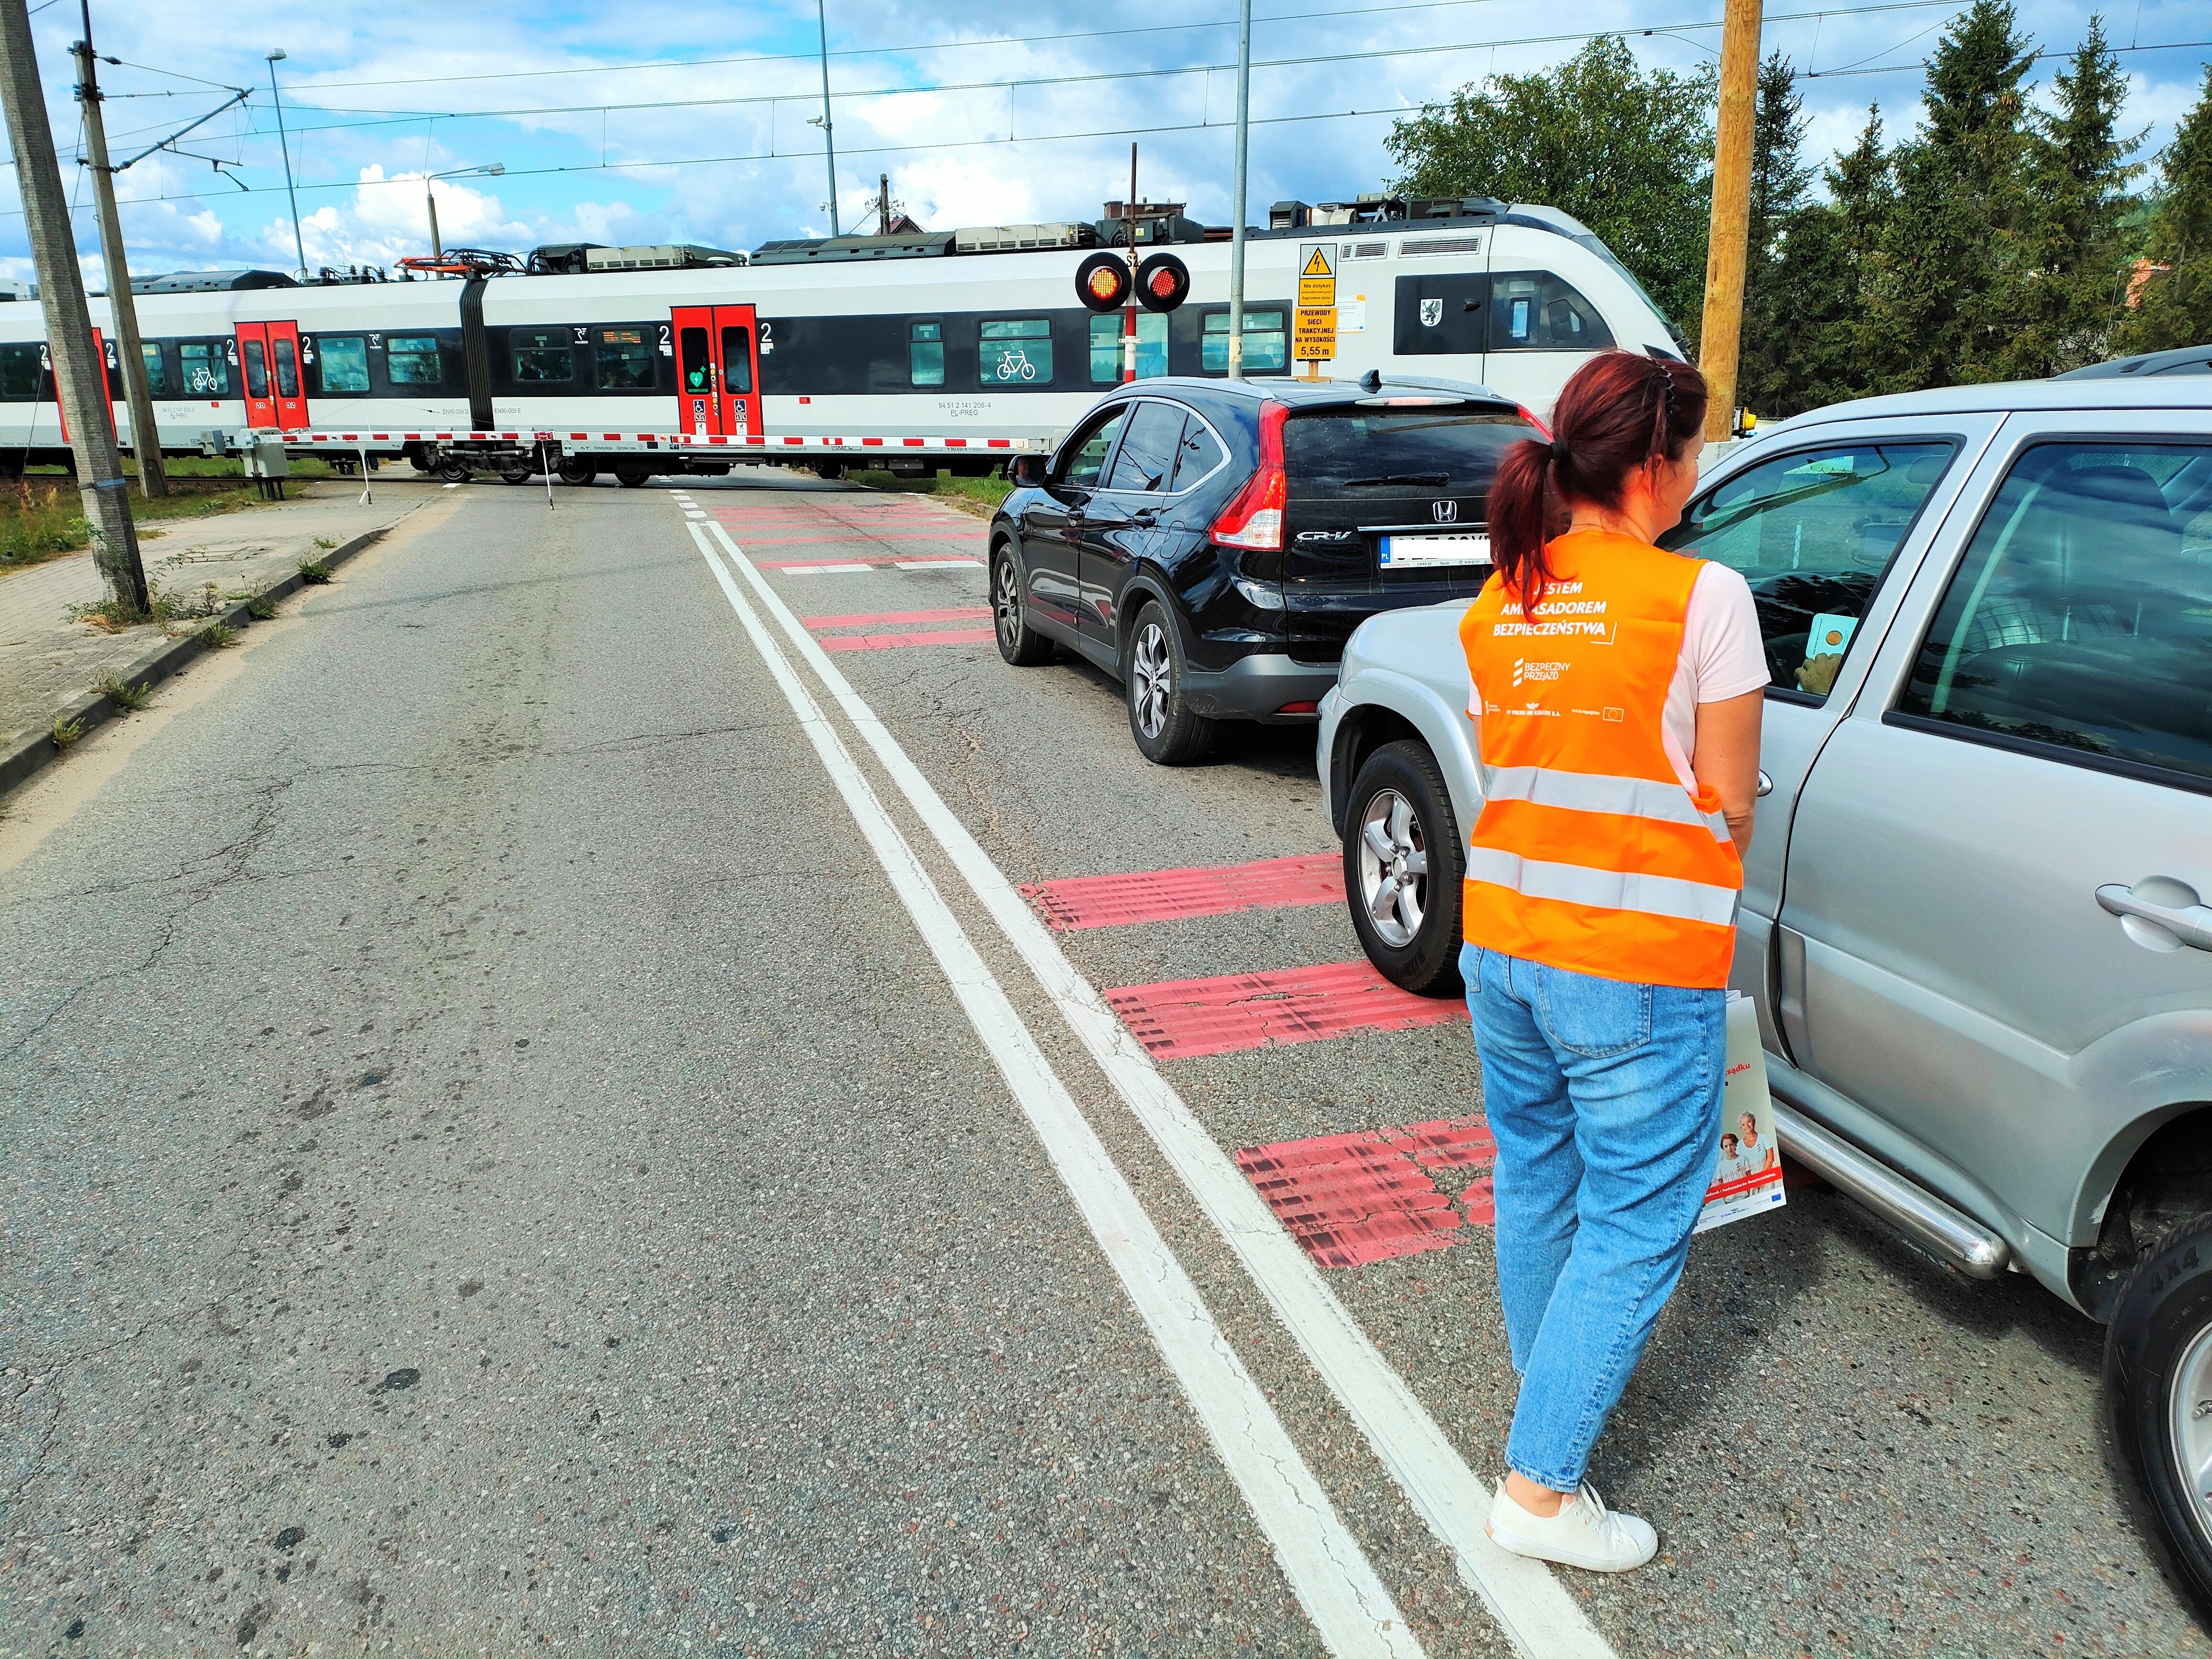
left=1738, top=51, right=1814, bottom=415
left=1869, top=0, right=2038, bottom=390
left=1759, top=106, right=1894, bottom=415
left=2117, top=65, right=2212, bottom=353
left=2011, top=16, right=2143, bottom=375
left=1385, top=37, right=1718, bottom=346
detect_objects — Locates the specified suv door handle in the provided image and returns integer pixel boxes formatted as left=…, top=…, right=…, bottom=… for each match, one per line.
left=1132, top=508, right=1160, bottom=527
left=2096, top=880, right=2212, bottom=952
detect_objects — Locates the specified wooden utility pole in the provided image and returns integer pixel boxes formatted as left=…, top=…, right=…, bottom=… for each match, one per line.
left=0, top=0, right=145, bottom=610
left=75, top=2, right=166, bottom=497
left=1697, top=0, right=1764, bottom=443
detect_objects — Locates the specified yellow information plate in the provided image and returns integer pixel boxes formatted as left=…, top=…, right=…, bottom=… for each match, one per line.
left=1293, top=307, right=1337, bottom=361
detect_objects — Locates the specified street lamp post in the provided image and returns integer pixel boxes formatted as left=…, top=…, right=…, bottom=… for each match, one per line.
left=1227, top=0, right=1253, bottom=380
left=265, top=49, right=305, bottom=279
left=423, top=162, right=504, bottom=261
left=814, top=0, right=839, bottom=236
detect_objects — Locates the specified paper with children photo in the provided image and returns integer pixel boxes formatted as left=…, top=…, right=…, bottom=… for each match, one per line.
left=1694, top=993, right=1789, bottom=1234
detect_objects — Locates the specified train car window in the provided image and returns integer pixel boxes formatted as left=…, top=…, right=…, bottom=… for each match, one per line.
left=139, top=343, right=173, bottom=397
left=180, top=340, right=230, bottom=395
left=1394, top=274, right=1488, bottom=357
left=909, top=321, right=944, bottom=387
left=386, top=334, right=442, bottom=387
left=242, top=339, right=269, bottom=399
left=1089, top=313, right=1167, bottom=384
left=596, top=327, right=658, bottom=390
left=315, top=335, right=370, bottom=394
left=0, top=343, right=41, bottom=398
left=721, top=326, right=753, bottom=393
left=1200, top=310, right=1286, bottom=373
left=512, top=330, right=574, bottom=384
left=1488, top=271, right=1614, bottom=352
left=679, top=327, right=712, bottom=393
left=979, top=319, right=1052, bottom=387
left=272, top=339, right=299, bottom=398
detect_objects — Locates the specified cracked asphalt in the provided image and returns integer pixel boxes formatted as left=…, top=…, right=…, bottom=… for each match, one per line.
left=3, top=470, right=2207, bottom=1658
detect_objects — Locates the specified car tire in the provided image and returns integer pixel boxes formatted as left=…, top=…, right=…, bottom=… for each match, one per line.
left=1124, top=601, right=1214, bottom=765
left=2104, top=1212, right=2212, bottom=1621
left=1342, top=739, right=1465, bottom=996
left=992, top=542, right=1053, bottom=667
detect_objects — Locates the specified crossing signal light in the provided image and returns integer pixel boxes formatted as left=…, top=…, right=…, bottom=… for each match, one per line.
left=1075, top=252, right=1131, bottom=313
left=1137, top=253, right=1190, bottom=313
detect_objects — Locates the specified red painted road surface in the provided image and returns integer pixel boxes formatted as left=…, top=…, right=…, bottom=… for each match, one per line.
left=1235, top=1115, right=1497, bottom=1269
left=818, top=628, right=998, bottom=653
left=1023, top=854, right=1345, bottom=930
left=805, top=608, right=994, bottom=630
left=1104, top=961, right=1469, bottom=1061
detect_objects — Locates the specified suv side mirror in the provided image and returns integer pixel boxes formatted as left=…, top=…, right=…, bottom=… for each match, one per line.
left=1011, top=453, right=1047, bottom=487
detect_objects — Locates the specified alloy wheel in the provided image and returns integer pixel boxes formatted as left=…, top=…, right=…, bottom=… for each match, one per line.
left=2171, top=1319, right=2212, bottom=1542
left=1358, top=788, right=1429, bottom=949
left=1130, top=622, right=1171, bottom=740
left=995, top=555, right=1022, bottom=652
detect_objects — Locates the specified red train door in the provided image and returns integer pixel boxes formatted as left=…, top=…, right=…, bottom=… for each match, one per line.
left=671, top=305, right=764, bottom=442
left=52, top=329, right=120, bottom=444
left=235, top=321, right=310, bottom=431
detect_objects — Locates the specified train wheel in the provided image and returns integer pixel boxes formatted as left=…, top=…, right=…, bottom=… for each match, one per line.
left=613, top=461, right=653, bottom=489
left=438, top=459, right=473, bottom=484
left=495, top=458, right=535, bottom=486
left=557, top=458, right=597, bottom=486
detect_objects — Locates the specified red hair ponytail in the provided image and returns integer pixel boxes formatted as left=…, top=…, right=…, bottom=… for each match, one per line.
left=1486, top=352, right=1708, bottom=614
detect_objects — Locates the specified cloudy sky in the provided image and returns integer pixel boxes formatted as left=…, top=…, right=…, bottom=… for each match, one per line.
left=5, top=0, right=2205, bottom=287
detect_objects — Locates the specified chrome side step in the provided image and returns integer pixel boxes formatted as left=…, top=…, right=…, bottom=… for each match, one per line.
left=1772, top=1099, right=2013, bottom=1279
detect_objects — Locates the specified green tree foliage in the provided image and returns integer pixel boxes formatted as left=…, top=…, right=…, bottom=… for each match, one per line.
left=1384, top=36, right=1717, bottom=346
left=2012, top=15, right=2143, bottom=375
left=1738, top=52, right=1815, bottom=416
left=2118, top=65, right=2212, bottom=353
left=1752, top=107, right=1896, bottom=417
left=1867, top=0, right=2040, bottom=391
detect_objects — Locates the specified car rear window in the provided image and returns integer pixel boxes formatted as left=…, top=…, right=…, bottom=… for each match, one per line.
left=1282, top=406, right=1531, bottom=499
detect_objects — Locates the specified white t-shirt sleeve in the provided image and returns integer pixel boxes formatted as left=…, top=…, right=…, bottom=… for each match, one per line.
left=1661, top=563, right=1770, bottom=791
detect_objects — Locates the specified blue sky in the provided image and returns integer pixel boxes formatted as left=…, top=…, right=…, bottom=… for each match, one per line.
left=7, top=0, right=2206, bottom=287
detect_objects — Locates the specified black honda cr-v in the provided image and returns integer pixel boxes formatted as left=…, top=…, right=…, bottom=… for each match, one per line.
left=989, top=374, right=1540, bottom=763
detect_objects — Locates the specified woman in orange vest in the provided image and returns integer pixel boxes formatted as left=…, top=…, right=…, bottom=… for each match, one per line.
left=1460, top=351, right=1766, bottom=1571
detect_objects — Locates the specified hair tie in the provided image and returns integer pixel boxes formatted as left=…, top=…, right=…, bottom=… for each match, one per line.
left=1549, top=437, right=1570, bottom=467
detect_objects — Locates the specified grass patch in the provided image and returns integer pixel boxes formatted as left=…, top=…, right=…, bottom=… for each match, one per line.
left=246, top=593, right=277, bottom=620
left=296, top=558, right=332, bottom=584
left=848, top=466, right=1014, bottom=515
left=312, top=535, right=336, bottom=551
left=65, top=575, right=229, bottom=633
left=92, top=674, right=150, bottom=711
left=50, top=714, right=84, bottom=748
left=0, top=455, right=343, bottom=572
left=199, top=621, right=238, bottom=648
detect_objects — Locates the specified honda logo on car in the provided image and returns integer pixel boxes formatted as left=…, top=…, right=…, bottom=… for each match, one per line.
left=1431, top=500, right=1458, bottom=523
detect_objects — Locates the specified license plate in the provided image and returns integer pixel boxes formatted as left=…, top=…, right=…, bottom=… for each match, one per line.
left=1380, top=533, right=1491, bottom=568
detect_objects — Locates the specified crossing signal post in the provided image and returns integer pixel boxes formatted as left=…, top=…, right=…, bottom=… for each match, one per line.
left=1084, top=172, right=1191, bottom=380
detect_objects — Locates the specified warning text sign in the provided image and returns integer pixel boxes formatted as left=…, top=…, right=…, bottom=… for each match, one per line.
left=1294, top=307, right=1337, bottom=362
left=1297, top=243, right=1336, bottom=309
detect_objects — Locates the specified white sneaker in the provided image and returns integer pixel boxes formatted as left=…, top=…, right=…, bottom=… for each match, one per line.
left=1485, top=1479, right=1658, bottom=1572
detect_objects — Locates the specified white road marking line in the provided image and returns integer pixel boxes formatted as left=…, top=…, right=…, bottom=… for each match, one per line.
left=894, top=558, right=983, bottom=569
left=685, top=512, right=709, bottom=520
left=704, top=520, right=1615, bottom=1659
left=686, top=522, right=1424, bottom=1659
left=775, top=562, right=874, bottom=575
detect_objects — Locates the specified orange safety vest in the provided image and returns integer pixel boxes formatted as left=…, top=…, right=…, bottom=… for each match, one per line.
left=1458, top=528, right=1743, bottom=990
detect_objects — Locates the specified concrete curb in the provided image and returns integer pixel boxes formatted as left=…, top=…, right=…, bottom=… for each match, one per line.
left=0, top=521, right=392, bottom=803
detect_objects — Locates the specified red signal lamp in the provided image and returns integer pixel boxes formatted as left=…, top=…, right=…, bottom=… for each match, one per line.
left=1137, top=252, right=1190, bottom=313
left=1074, top=251, right=1132, bottom=314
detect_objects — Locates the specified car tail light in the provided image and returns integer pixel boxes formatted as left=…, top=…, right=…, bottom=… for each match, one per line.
left=1210, top=401, right=1289, bottom=552
left=1275, top=700, right=1319, bottom=714
left=1516, top=403, right=1552, bottom=441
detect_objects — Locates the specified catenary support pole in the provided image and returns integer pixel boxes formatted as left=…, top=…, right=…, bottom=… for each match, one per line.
left=75, top=1, right=165, bottom=498
left=266, top=50, right=305, bottom=280
left=1123, top=143, right=1138, bottom=385
left=427, top=187, right=441, bottom=259
left=815, top=0, right=839, bottom=236
left=0, top=0, right=145, bottom=610
left=1227, top=0, right=1252, bottom=381
left=1698, top=0, right=1763, bottom=442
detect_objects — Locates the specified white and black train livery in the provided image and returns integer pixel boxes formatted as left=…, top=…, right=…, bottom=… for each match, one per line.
left=0, top=193, right=1683, bottom=483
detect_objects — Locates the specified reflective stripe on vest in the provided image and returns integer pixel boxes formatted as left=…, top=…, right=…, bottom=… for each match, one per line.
left=1477, top=762, right=1732, bottom=843
left=1464, top=846, right=1740, bottom=929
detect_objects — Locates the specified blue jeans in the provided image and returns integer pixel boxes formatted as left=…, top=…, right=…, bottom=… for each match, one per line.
left=1460, top=942, right=1725, bottom=1493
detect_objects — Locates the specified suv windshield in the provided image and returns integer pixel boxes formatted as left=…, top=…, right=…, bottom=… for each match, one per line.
left=1283, top=406, right=1529, bottom=498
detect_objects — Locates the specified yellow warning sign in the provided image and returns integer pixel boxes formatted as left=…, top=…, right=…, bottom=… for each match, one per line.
left=1294, top=307, right=1337, bottom=362
left=1297, top=243, right=1336, bottom=309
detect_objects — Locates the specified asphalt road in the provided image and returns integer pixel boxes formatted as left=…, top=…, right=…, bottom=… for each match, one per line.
left=1, top=470, right=2204, bottom=1658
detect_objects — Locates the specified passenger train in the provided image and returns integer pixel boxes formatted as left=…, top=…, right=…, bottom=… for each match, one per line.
left=0, top=193, right=1681, bottom=483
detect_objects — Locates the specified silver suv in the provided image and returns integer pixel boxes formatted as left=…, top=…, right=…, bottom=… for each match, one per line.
left=1316, top=375, right=2212, bottom=1612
